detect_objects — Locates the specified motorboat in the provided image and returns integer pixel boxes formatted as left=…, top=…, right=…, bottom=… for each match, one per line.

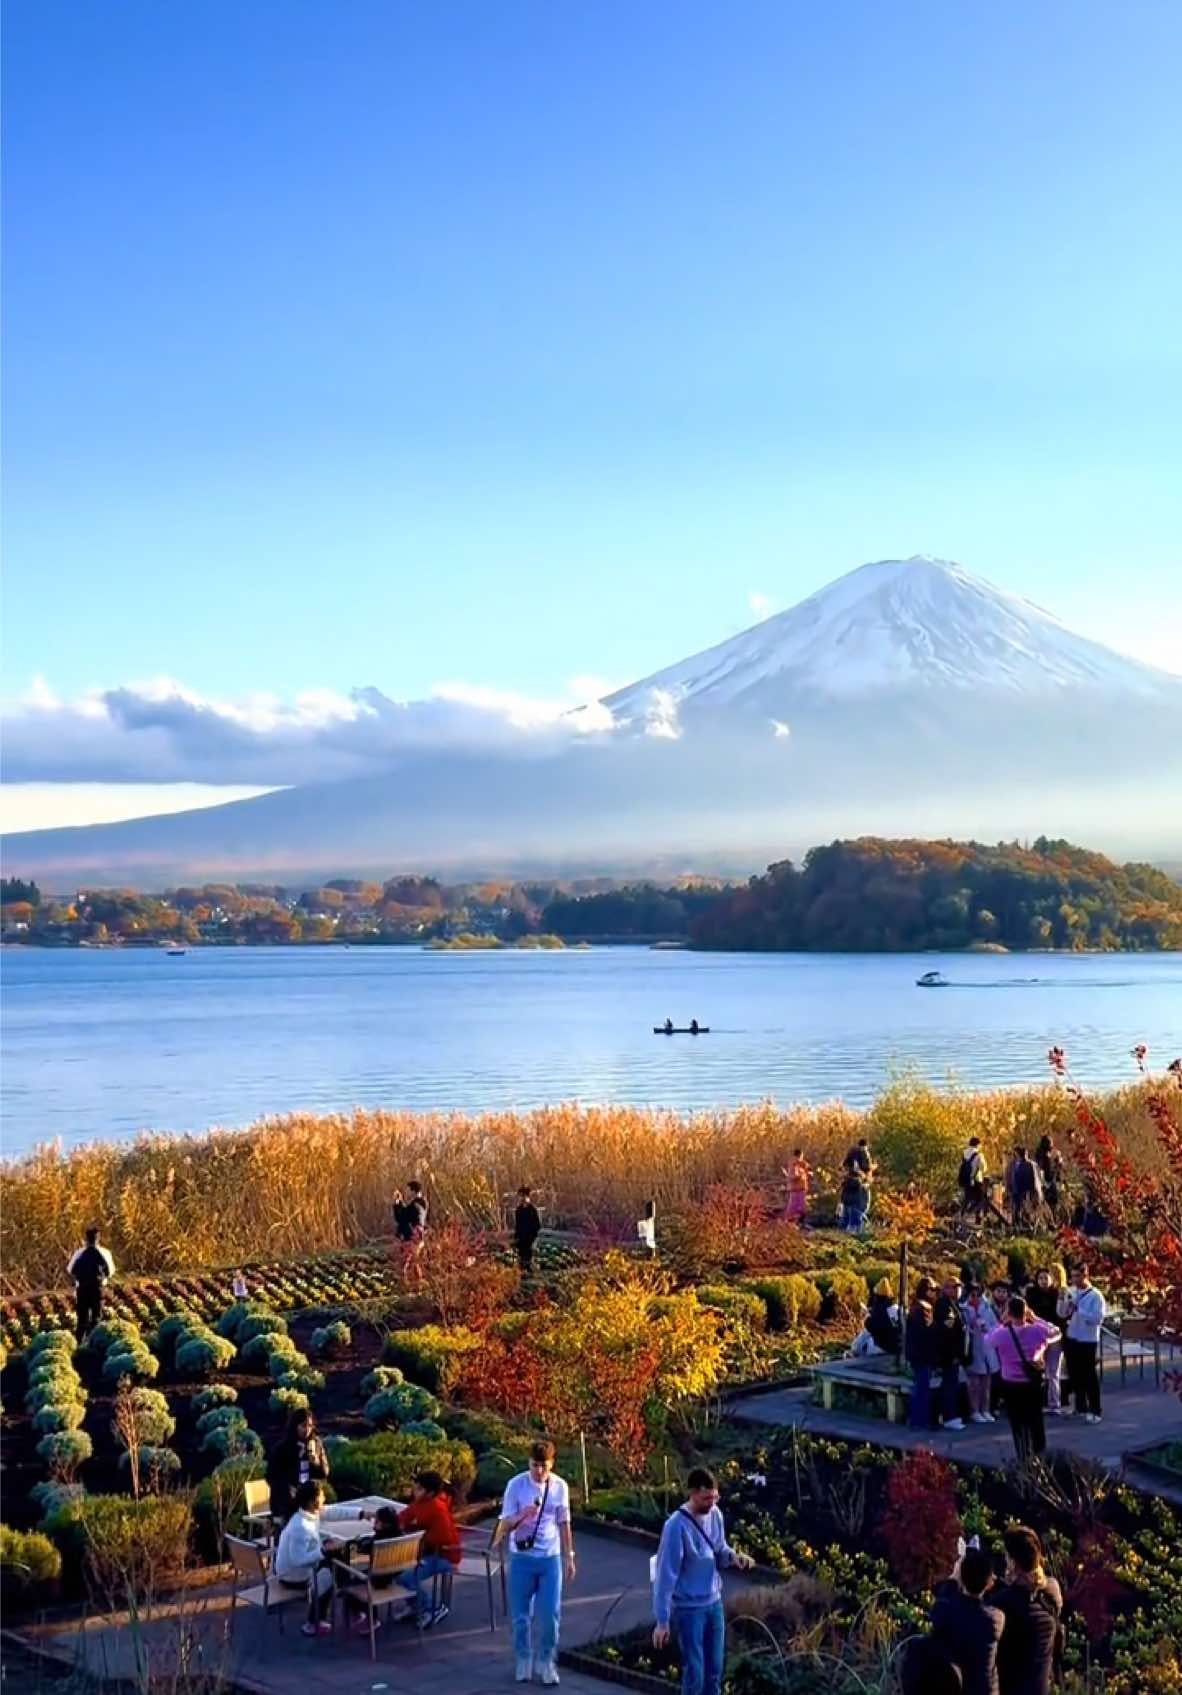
left=916, top=969, right=948, bottom=987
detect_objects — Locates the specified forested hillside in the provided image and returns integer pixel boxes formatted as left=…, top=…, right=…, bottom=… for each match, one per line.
left=691, top=837, right=1182, bottom=951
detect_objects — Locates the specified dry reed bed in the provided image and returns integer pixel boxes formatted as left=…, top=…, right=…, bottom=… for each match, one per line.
left=0, top=1082, right=1164, bottom=1294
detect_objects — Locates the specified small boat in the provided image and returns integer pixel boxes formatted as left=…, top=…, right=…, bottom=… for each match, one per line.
left=916, top=970, right=947, bottom=987
left=166, top=946, right=188, bottom=957
left=653, top=1025, right=710, bottom=1034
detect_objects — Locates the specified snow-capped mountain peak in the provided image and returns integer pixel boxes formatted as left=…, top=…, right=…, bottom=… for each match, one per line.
left=604, top=555, right=1177, bottom=723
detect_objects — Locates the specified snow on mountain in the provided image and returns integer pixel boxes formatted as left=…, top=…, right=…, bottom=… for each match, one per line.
left=603, top=556, right=1179, bottom=726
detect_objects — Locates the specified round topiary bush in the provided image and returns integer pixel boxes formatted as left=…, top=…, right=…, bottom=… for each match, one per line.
left=26, top=1330, right=77, bottom=1364
left=399, top=1418, right=447, bottom=1441
left=119, top=1446, right=182, bottom=1483
left=200, top=1424, right=263, bottom=1462
left=276, top=1367, right=325, bottom=1394
left=363, top=1382, right=441, bottom=1430
left=214, top=1300, right=274, bottom=1341
left=36, top=1429, right=93, bottom=1479
left=309, top=1320, right=351, bottom=1358
left=30, top=1481, right=86, bottom=1524
left=191, top=1384, right=238, bottom=1418
left=360, top=1366, right=405, bottom=1397
left=195, top=1405, right=247, bottom=1438
left=87, top=1319, right=143, bottom=1359
left=240, top=1330, right=296, bottom=1369
left=237, top=1313, right=288, bottom=1345
left=175, top=1333, right=235, bottom=1377
left=120, top=1388, right=176, bottom=1447
left=269, top=1386, right=310, bottom=1417
left=102, top=1347, right=159, bottom=1383
left=32, top=1402, right=86, bottom=1435
left=0, top=1525, right=63, bottom=1590
left=269, top=1348, right=310, bottom=1382
left=152, top=1313, right=200, bottom=1357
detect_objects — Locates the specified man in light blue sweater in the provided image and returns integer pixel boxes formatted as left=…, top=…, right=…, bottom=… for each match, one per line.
left=652, top=1468, right=754, bottom=1695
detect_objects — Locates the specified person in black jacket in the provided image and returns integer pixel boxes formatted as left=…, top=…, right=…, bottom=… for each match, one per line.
left=932, top=1277, right=967, bottom=1431
left=929, top=1547, right=1005, bottom=1695
left=906, top=1279, right=937, bottom=1428
left=993, top=1526, right=1062, bottom=1695
left=513, top=1186, right=542, bottom=1273
left=866, top=1278, right=901, bottom=1355
left=267, top=1410, right=331, bottom=1523
left=67, top=1227, right=115, bottom=1341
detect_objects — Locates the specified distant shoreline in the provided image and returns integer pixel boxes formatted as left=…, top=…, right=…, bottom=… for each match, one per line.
left=3, top=938, right=1178, bottom=955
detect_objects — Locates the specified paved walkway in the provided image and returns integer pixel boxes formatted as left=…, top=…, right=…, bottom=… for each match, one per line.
left=730, top=1376, right=1182, bottom=1473
left=20, top=1528, right=660, bottom=1695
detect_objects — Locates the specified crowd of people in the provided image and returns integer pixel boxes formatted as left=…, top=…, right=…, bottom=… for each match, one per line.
left=893, top=1264, right=1108, bottom=1458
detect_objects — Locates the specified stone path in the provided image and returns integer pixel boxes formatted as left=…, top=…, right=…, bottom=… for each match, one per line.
left=729, top=1375, right=1182, bottom=1473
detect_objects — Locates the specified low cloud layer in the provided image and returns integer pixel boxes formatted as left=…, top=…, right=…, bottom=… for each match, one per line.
left=1, top=674, right=633, bottom=786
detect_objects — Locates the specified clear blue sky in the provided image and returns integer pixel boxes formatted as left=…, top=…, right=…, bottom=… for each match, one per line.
left=4, top=0, right=1181, bottom=709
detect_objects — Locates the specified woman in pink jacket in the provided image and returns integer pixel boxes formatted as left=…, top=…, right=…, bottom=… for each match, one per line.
left=985, top=1294, right=1060, bottom=1461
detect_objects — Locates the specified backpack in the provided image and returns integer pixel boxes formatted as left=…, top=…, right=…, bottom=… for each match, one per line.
left=957, top=1154, right=974, bottom=1190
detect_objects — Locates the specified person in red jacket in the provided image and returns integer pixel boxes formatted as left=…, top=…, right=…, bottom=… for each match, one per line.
left=396, top=1471, right=462, bottom=1625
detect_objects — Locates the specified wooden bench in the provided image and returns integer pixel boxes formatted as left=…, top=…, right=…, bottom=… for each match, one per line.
left=809, top=1359, right=914, bottom=1424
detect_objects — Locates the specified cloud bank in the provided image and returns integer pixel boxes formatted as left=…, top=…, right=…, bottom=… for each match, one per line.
left=1, top=674, right=629, bottom=787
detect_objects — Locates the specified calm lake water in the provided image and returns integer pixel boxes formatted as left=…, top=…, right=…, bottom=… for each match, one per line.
left=1, top=946, right=1180, bottom=1156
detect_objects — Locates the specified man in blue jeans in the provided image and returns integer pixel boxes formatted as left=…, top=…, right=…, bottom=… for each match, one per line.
left=652, top=1468, right=754, bottom=1695
left=494, top=1439, right=576, bottom=1686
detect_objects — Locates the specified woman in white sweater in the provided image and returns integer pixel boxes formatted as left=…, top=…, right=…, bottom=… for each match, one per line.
left=272, top=1480, right=355, bottom=1636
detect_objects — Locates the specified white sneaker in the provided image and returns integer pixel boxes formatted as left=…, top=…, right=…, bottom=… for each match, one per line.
left=540, top=1663, right=560, bottom=1687
left=516, top=1660, right=533, bottom=1683
left=944, top=1418, right=965, bottom=1431
left=970, top=1412, right=989, bottom=1424
left=1084, top=1413, right=1102, bottom=1424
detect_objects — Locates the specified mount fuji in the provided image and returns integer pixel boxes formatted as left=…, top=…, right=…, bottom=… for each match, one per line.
left=6, top=557, right=1181, bottom=882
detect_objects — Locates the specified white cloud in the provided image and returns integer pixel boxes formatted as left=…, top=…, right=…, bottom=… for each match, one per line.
left=1, top=783, right=279, bottom=834
left=748, top=591, right=775, bottom=621
left=0, top=673, right=619, bottom=788
left=771, top=719, right=791, bottom=738
left=644, top=688, right=683, bottom=740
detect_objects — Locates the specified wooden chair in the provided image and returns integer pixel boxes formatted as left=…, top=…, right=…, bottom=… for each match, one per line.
left=1112, top=1316, right=1166, bottom=1385
left=333, top=1532, right=424, bottom=1660
left=225, top=1535, right=308, bottom=1637
left=243, top=1478, right=274, bottom=1547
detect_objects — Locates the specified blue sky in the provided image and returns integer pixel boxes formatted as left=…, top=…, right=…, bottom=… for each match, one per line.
left=3, top=0, right=1181, bottom=827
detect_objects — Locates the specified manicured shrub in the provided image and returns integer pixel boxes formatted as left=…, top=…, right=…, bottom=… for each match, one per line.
left=26, top=1330, right=76, bottom=1364
left=815, top=1269, right=869, bottom=1319
left=200, top=1424, right=263, bottom=1462
left=364, top=1382, right=441, bottom=1430
left=25, top=1366, right=83, bottom=1412
left=330, top=1431, right=477, bottom=1503
left=239, top=1331, right=289, bottom=1368
left=214, top=1299, right=275, bottom=1341
left=237, top=1313, right=288, bottom=1345
left=0, top=1525, right=62, bottom=1589
left=32, top=1401, right=86, bottom=1435
left=36, top=1429, right=93, bottom=1479
left=175, top=1333, right=234, bottom=1377
left=270, top=1386, right=310, bottom=1416
left=192, top=1457, right=265, bottom=1557
left=153, top=1313, right=200, bottom=1357
left=30, top=1481, right=86, bottom=1524
left=103, top=1346, right=159, bottom=1383
left=44, top=1493, right=191, bottom=1598
left=360, top=1365, right=405, bottom=1397
left=118, top=1446, right=182, bottom=1483
left=741, top=1275, right=823, bottom=1332
left=269, top=1348, right=310, bottom=1382
left=400, top=1419, right=447, bottom=1441
left=382, top=1325, right=483, bottom=1394
left=276, top=1367, right=325, bottom=1394
left=309, top=1320, right=351, bottom=1358
left=697, top=1285, right=769, bottom=1332
left=120, top=1388, right=176, bottom=1447
left=195, top=1405, right=247, bottom=1438
left=191, top=1384, right=238, bottom=1418
left=87, top=1319, right=143, bottom=1359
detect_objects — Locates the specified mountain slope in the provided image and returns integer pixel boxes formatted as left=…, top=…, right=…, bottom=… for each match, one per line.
left=5, top=557, right=1181, bottom=881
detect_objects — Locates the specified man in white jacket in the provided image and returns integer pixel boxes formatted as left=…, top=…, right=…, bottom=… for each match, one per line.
left=1058, top=1267, right=1107, bottom=1422
left=272, top=1481, right=352, bottom=1636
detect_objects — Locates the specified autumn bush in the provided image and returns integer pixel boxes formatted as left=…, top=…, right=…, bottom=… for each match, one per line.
left=876, top=1450, right=962, bottom=1592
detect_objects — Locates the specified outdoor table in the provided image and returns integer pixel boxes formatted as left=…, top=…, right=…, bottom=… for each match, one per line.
left=320, top=1497, right=405, bottom=1566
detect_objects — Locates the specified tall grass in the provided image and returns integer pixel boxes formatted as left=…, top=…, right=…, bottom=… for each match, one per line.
left=0, top=1081, right=1166, bottom=1294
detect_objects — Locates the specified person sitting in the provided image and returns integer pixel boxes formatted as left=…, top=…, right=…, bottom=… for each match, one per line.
left=663, top=1018, right=674, bottom=1034
left=866, top=1278, right=901, bottom=1354
left=393, top=1470, right=462, bottom=1625
left=266, top=1410, right=330, bottom=1523
left=928, top=1547, right=1005, bottom=1695
left=689, top=1018, right=700, bottom=1034
left=992, top=1526, right=1063, bottom=1695
left=272, top=1481, right=336, bottom=1637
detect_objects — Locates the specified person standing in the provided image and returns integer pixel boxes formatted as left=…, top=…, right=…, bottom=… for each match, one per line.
left=960, top=1283, right=998, bottom=1423
left=1025, top=1267, right=1066, bottom=1415
left=985, top=1295, right=1059, bottom=1461
left=987, top=1280, right=1012, bottom=1417
left=266, top=1409, right=331, bottom=1523
left=906, top=1279, right=937, bottom=1428
left=494, top=1440, right=575, bottom=1686
left=652, top=1467, right=754, bottom=1695
left=839, top=1163, right=869, bottom=1233
left=932, top=1277, right=967, bottom=1431
left=958, top=1137, right=988, bottom=1219
left=1034, top=1136, right=1064, bottom=1220
left=1010, top=1148, right=1043, bottom=1228
left=927, top=1547, right=1005, bottom=1695
left=67, top=1227, right=115, bottom=1342
left=1058, top=1267, right=1107, bottom=1422
left=513, top=1186, right=542, bottom=1273
left=844, top=1137, right=873, bottom=1177
left=783, top=1150, right=810, bottom=1224
left=993, top=1525, right=1063, bottom=1695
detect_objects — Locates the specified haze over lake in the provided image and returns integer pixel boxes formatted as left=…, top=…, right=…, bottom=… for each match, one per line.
left=2, top=947, right=1179, bottom=1157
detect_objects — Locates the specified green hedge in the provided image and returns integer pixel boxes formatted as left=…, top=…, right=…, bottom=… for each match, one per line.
left=741, top=1274, right=823, bottom=1331
left=330, top=1431, right=477, bottom=1503
left=382, top=1325, right=482, bottom=1394
left=696, top=1285, right=768, bottom=1331
left=0, top=1525, right=62, bottom=1589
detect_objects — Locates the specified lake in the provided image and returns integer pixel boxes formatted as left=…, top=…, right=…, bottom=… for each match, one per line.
left=1, top=946, right=1180, bottom=1156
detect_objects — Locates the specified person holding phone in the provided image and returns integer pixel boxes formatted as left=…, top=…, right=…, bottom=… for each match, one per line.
left=652, top=1467, right=755, bottom=1695
left=494, top=1440, right=575, bottom=1686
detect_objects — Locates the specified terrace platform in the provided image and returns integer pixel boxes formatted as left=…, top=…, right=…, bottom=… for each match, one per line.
left=10, top=1525, right=660, bottom=1695
left=730, top=1375, right=1182, bottom=1477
